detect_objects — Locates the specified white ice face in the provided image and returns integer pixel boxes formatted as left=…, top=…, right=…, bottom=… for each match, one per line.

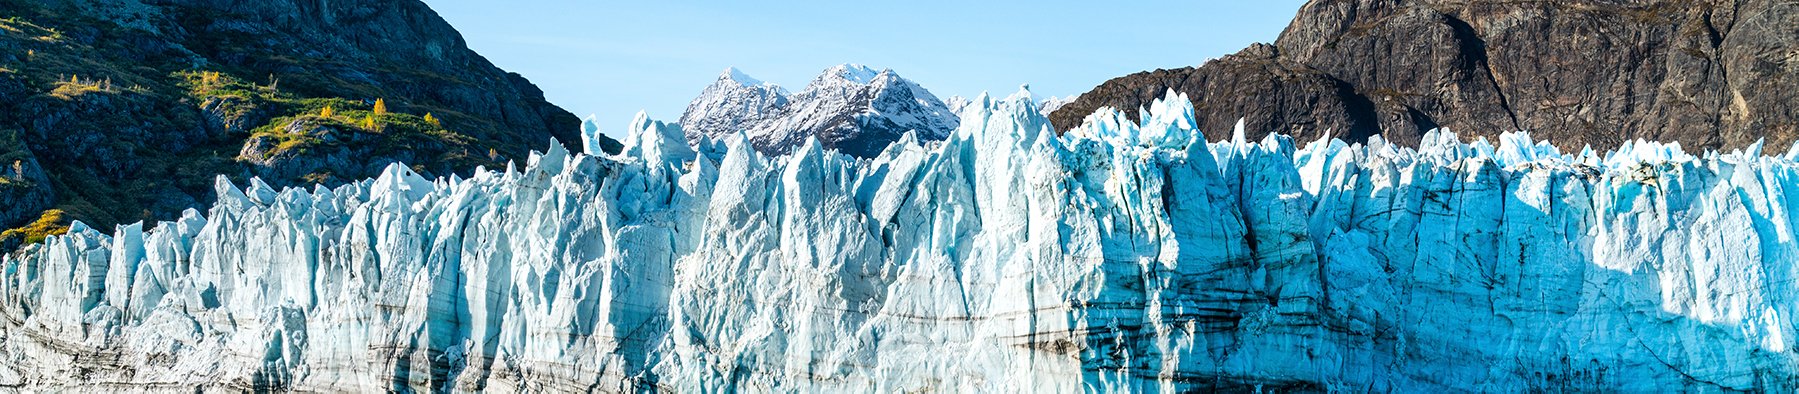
left=2, top=89, right=1794, bottom=392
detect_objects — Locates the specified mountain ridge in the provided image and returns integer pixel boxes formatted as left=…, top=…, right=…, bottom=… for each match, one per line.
left=0, top=0, right=620, bottom=249
left=679, top=64, right=959, bottom=157
left=1050, top=0, right=1798, bottom=151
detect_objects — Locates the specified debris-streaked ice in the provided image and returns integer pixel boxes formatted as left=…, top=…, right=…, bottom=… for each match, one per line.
left=2, top=88, right=1796, bottom=391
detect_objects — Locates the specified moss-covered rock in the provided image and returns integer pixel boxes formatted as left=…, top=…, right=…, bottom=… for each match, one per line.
left=0, top=208, right=67, bottom=251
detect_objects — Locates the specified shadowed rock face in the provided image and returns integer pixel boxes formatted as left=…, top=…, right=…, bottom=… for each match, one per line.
left=0, top=0, right=621, bottom=241
left=154, top=0, right=591, bottom=150
left=1052, top=0, right=1799, bottom=151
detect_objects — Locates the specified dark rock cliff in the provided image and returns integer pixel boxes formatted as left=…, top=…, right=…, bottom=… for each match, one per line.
left=0, top=0, right=620, bottom=245
left=1051, top=0, right=1798, bottom=150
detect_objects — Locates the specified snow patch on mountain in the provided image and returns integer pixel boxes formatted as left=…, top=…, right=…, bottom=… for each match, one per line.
left=944, top=94, right=972, bottom=115
left=826, top=63, right=880, bottom=84
left=722, top=66, right=767, bottom=86
left=1038, top=95, right=1075, bottom=114
left=3, top=88, right=1798, bottom=391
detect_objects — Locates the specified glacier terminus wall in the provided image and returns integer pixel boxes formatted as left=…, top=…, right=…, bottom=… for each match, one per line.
left=1, top=89, right=1797, bottom=392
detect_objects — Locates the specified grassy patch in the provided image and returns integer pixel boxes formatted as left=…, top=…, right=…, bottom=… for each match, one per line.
left=182, top=69, right=490, bottom=165
left=0, top=15, right=62, bottom=43
left=49, top=79, right=108, bottom=99
left=0, top=209, right=68, bottom=246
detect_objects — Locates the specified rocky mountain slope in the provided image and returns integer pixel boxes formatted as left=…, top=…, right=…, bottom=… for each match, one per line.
left=1051, top=0, right=1799, bottom=151
left=0, top=0, right=619, bottom=249
left=3, top=91, right=1796, bottom=391
left=677, top=67, right=790, bottom=144
left=679, top=64, right=959, bottom=157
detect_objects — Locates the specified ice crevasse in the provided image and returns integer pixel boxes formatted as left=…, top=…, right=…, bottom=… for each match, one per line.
left=2, top=88, right=1798, bottom=392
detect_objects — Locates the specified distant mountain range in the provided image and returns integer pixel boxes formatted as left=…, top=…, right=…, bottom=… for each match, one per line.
left=679, top=64, right=959, bottom=158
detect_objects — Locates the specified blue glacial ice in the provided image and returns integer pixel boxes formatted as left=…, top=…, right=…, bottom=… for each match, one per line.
left=1, top=88, right=1797, bottom=391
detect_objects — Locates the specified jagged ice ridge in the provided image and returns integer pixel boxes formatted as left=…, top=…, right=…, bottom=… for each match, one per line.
left=2, top=89, right=1798, bottom=391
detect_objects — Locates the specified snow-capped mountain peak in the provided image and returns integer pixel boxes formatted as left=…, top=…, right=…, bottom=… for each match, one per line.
left=943, top=95, right=972, bottom=115
left=721, top=66, right=772, bottom=87
left=681, top=64, right=960, bottom=157
left=1038, top=95, right=1075, bottom=114
left=822, top=63, right=882, bottom=84
left=677, top=67, right=792, bottom=143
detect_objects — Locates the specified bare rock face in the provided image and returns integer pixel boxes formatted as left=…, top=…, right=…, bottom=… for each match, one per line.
left=155, top=0, right=591, bottom=150
left=0, top=151, right=53, bottom=229
left=1052, top=0, right=1799, bottom=151
left=0, top=0, right=620, bottom=241
left=1059, top=43, right=1385, bottom=145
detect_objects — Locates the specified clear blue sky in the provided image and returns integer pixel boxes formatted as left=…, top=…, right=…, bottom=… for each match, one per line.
left=422, top=1, right=1305, bottom=138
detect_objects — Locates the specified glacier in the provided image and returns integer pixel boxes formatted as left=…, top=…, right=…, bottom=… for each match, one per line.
left=2, top=88, right=1798, bottom=392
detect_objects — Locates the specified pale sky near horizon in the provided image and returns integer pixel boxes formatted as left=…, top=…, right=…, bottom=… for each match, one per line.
left=422, top=1, right=1305, bottom=139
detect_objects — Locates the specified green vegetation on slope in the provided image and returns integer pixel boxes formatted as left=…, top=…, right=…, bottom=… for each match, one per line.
left=0, top=0, right=608, bottom=250
left=0, top=209, right=67, bottom=247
